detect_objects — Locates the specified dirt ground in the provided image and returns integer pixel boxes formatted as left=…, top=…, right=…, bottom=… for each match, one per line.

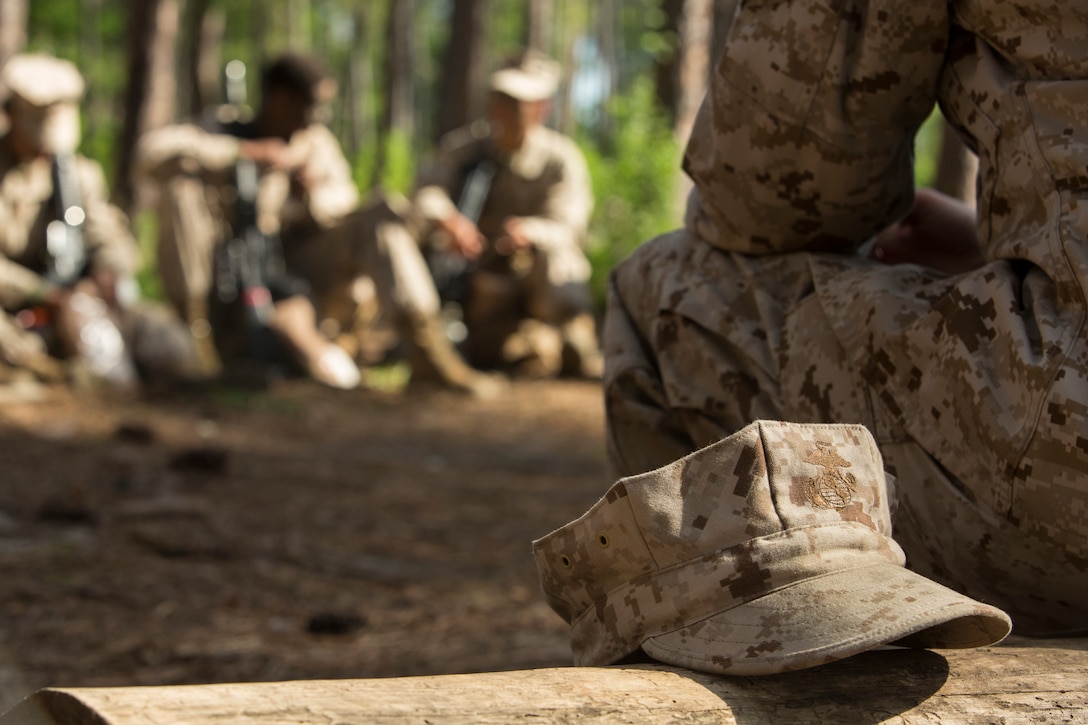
left=0, top=375, right=611, bottom=713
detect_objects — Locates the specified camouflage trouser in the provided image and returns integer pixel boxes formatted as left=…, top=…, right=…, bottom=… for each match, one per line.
left=281, top=194, right=442, bottom=329
left=156, top=186, right=442, bottom=333
left=0, top=312, right=48, bottom=367
left=603, top=231, right=1088, bottom=636
left=602, top=0, right=1088, bottom=637
left=461, top=248, right=595, bottom=373
left=0, top=299, right=198, bottom=384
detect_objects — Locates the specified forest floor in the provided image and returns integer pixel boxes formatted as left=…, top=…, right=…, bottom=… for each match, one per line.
left=0, top=373, right=610, bottom=714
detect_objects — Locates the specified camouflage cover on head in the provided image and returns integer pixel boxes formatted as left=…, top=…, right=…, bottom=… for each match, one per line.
left=2, top=54, right=85, bottom=107
left=534, top=421, right=1010, bottom=676
left=489, top=50, right=560, bottom=102
left=2, top=54, right=85, bottom=154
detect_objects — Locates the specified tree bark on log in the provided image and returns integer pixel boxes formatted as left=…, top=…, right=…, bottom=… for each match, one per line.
left=3, top=636, right=1085, bottom=724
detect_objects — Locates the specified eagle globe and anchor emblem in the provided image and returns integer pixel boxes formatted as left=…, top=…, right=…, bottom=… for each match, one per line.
left=802, top=442, right=857, bottom=510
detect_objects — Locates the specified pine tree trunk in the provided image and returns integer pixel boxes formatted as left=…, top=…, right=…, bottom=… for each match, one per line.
left=672, top=0, right=713, bottom=218
left=435, top=0, right=488, bottom=144
left=117, top=0, right=181, bottom=213
left=373, top=0, right=416, bottom=186
left=0, top=0, right=27, bottom=71
left=526, top=0, right=553, bottom=55
left=653, top=0, right=684, bottom=126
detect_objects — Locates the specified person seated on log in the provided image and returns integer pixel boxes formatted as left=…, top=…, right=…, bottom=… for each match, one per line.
left=137, top=52, right=501, bottom=395
left=410, top=50, right=602, bottom=380
left=0, top=54, right=200, bottom=390
left=602, top=0, right=1088, bottom=636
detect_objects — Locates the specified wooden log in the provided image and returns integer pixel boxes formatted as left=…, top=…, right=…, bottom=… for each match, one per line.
left=3, top=636, right=1086, bottom=724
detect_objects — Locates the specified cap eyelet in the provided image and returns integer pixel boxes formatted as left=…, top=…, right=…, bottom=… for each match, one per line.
left=559, top=555, right=572, bottom=568
left=598, top=534, right=609, bottom=548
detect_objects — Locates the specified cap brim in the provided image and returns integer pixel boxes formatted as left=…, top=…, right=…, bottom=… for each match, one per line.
left=489, top=70, right=557, bottom=102
left=640, top=563, right=1011, bottom=676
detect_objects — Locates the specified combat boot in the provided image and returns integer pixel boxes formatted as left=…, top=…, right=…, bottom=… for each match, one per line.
left=501, top=318, right=563, bottom=379
left=402, top=313, right=506, bottom=397
left=559, top=312, right=604, bottom=379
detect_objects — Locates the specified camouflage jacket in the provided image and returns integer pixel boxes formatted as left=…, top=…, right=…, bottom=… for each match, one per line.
left=413, top=122, right=594, bottom=286
left=136, top=120, right=359, bottom=241
left=680, top=0, right=1088, bottom=566
left=0, top=140, right=138, bottom=310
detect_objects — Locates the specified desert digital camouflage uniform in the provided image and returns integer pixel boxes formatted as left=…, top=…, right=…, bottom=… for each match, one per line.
left=137, top=120, right=442, bottom=334
left=603, top=0, right=1088, bottom=635
left=0, top=54, right=195, bottom=385
left=0, top=143, right=137, bottom=368
left=414, top=115, right=597, bottom=374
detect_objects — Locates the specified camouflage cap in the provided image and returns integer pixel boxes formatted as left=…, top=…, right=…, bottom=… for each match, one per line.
left=2, top=54, right=85, bottom=107
left=533, top=420, right=1011, bottom=676
left=489, top=50, right=560, bottom=102
left=2, top=54, right=84, bottom=154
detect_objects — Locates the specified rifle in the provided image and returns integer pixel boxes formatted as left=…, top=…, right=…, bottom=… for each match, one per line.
left=18, top=153, right=88, bottom=332
left=211, top=155, right=280, bottom=365
left=45, top=152, right=88, bottom=286
left=25, top=153, right=136, bottom=385
left=209, top=60, right=281, bottom=368
left=428, top=156, right=496, bottom=340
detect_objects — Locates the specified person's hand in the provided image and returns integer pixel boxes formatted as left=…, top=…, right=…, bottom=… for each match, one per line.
left=493, top=217, right=532, bottom=256
left=238, top=138, right=298, bottom=172
left=438, top=212, right=486, bottom=259
left=289, top=163, right=319, bottom=196
left=869, top=188, right=985, bottom=275
left=86, top=267, right=120, bottom=309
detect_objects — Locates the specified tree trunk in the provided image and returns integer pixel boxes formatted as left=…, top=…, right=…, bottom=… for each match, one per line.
left=372, top=0, right=415, bottom=186
left=344, top=7, right=373, bottom=159
left=671, top=0, right=713, bottom=216
left=525, top=0, right=553, bottom=55
left=551, top=3, right=591, bottom=138
left=0, top=0, right=27, bottom=72
left=653, top=0, right=684, bottom=126
left=594, top=0, right=619, bottom=144
left=5, top=637, right=1087, bottom=725
left=183, top=0, right=224, bottom=120
left=435, top=0, right=488, bottom=144
left=674, top=0, right=711, bottom=147
left=116, top=0, right=181, bottom=213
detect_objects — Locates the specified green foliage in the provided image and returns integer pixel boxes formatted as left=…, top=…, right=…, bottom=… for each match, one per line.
left=581, top=77, right=681, bottom=311
left=380, top=128, right=416, bottom=195
left=132, top=210, right=165, bottom=303
left=914, top=106, right=944, bottom=188
left=26, top=0, right=127, bottom=174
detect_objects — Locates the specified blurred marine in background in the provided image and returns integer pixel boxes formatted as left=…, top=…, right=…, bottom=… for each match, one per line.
left=137, top=52, right=500, bottom=395
left=412, top=50, right=601, bottom=379
left=0, top=54, right=199, bottom=390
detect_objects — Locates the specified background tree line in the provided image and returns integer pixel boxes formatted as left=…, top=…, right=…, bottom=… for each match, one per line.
left=0, top=0, right=973, bottom=308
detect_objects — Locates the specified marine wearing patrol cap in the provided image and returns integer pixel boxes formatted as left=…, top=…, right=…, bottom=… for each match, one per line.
left=2, top=54, right=85, bottom=154
left=489, top=50, right=560, bottom=102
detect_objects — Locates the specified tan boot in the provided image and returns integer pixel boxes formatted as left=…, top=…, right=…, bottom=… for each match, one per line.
left=559, top=312, right=604, bottom=379
left=501, top=318, right=564, bottom=379
left=402, top=313, right=506, bottom=397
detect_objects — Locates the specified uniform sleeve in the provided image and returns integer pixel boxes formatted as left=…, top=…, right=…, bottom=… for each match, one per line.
left=412, top=132, right=472, bottom=223
left=293, top=124, right=360, bottom=228
left=0, top=166, right=48, bottom=308
left=135, top=123, right=241, bottom=183
left=684, top=0, right=949, bottom=253
left=77, top=156, right=140, bottom=277
left=517, top=137, right=594, bottom=254
left=0, top=256, right=48, bottom=310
